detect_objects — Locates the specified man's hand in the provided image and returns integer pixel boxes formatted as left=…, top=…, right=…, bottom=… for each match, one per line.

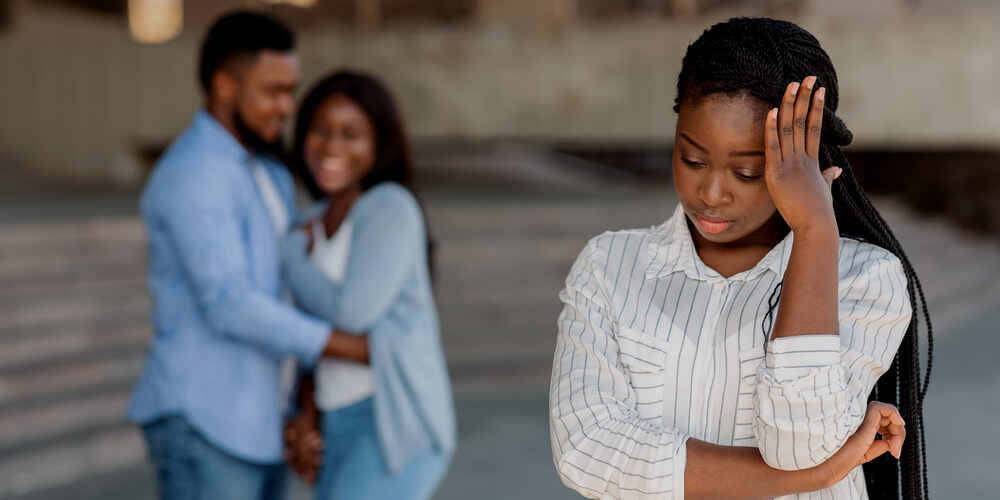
left=284, top=409, right=324, bottom=484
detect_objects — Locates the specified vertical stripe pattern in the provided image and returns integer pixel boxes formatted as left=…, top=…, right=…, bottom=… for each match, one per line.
left=550, top=204, right=911, bottom=500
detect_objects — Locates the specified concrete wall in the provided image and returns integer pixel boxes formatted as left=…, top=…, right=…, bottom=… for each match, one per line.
left=2, top=5, right=1000, bottom=186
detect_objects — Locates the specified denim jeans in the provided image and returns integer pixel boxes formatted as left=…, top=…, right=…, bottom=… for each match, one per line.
left=315, top=397, right=451, bottom=500
left=141, top=415, right=286, bottom=500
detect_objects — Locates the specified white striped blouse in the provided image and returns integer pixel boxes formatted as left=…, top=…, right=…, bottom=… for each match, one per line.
left=550, top=203, right=911, bottom=499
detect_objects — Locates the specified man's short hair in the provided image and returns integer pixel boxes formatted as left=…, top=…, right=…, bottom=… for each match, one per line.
left=198, top=11, right=295, bottom=93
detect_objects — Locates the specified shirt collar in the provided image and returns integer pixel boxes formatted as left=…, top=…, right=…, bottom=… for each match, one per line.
left=645, top=203, right=793, bottom=282
left=191, top=109, right=251, bottom=163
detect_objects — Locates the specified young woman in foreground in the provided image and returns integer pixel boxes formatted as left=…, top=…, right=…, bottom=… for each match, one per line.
left=280, top=70, right=455, bottom=499
left=550, top=18, right=931, bottom=499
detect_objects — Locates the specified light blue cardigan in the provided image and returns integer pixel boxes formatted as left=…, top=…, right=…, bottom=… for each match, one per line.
left=280, top=182, right=456, bottom=473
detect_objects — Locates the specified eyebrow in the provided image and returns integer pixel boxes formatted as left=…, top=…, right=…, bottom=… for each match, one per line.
left=678, top=132, right=765, bottom=158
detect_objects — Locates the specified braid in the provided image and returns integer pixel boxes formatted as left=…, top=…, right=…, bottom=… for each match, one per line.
left=676, top=18, right=933, bottom=499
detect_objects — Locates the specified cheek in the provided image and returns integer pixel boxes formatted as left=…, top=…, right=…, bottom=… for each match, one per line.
left=351, top=138, right=376, bottom=171
left=243, top=89, right=274, bottom=117
left=741, top=186, right=778, bottom=219
left=671, top=164, right=697, bottom=201
left=303, top=138, right=324, bottom=169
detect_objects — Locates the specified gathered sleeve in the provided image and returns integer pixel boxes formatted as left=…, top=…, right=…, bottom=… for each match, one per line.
left=752, top=244, right=912, bottom=470
left=551, top=238, right=688, bottom=500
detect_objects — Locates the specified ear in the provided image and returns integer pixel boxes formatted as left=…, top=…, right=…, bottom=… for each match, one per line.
left=212, top=70, right=238, bottom=107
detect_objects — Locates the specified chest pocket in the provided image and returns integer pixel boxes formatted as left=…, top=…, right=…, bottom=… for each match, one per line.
left=618, top=327, right=669, bottom=422
left=734, top=345, right=765, bottom=443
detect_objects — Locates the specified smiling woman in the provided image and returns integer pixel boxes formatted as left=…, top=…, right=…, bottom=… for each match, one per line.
left=279, top=70, right=455, bottom=500
left=549, top=17, right=931, bottom=500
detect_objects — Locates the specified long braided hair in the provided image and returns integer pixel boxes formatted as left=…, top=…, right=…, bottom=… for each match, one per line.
left=674, top=18, right=932, bottom=499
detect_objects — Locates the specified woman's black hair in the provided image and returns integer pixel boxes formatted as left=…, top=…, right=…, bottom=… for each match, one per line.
left=675, top=17, right=932, bottom=499
left=290, top=70, right=436, bottom=274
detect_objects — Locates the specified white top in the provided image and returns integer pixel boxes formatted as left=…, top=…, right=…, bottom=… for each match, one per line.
left=309, top=218, right=375, bottom=411
left=249, top=160, right=296, bottom=414
left=550, top=204, right=912, bottom=500
left=250, top=161, right=289, bottom=234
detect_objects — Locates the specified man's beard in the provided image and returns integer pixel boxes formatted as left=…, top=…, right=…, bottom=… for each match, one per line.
left=233, top=108, right=284, bottom=157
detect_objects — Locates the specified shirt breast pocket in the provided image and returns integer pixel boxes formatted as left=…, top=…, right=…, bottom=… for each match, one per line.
left=618, top=327, right=669, bottom=422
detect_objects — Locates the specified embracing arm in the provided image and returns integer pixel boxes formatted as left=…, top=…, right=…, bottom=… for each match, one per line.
left=282, top=184, right=423, bottom=359
left=150, top=162, right=330, bottom=366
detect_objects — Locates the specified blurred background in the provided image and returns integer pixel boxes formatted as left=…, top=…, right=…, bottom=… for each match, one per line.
left=1, top=0, right=998, bottom=498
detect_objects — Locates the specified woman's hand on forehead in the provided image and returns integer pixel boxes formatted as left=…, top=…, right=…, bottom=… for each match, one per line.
left=764, top=75, right=842, bottom=234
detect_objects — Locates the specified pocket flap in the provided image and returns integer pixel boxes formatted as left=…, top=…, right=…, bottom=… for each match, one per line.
left=618, top=327, right=669, bottom=373
left=738, top=346, right=765, bottom=383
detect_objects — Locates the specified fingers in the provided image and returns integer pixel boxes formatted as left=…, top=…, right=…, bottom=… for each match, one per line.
left=867, top=401, right=906, bottom=459
left=862, top=439, right=892, bottom=464
left=286, top=430, right=324, bottom=484
left=778, top=81, right=798, bottom=160
left=878, top=406, right=906, bottom=459
left=806, top=86, right=825, bottom=157
left=821, top=166, right=842, bottom=190
left=765, top=107, right=781, bottom=174
left=792, top=76, right=816, bottom=153
left=294, top=431, right=324, bottom=457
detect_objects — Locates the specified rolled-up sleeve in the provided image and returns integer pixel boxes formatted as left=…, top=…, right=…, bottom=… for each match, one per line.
left=752, top=249, right=912, bottom=470
left=551, top=240, right=688, bottom=499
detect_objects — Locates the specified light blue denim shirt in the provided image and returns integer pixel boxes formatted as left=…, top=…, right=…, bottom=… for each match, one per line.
left=280, top=182, right=457, bottom=473
left=128, top=110, right=332, bottom=464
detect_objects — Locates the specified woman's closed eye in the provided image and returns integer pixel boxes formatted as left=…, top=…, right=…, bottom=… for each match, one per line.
left=681, top=157, right=707, bottom=168
left=733, top=170, right=763, bottom=181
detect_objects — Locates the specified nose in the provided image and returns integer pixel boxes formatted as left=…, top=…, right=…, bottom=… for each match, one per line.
left=323, top=134, right=344, bottom=156
left=278, top=93, right=295, bottom=117
left=698, top=171, right=733, bottom=207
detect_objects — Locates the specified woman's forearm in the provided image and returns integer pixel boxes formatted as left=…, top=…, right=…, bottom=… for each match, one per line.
left=321, top=328, right=370, bottom=363
left=685, top=439, right=828, bottom=499
left=770, top=225, right=840, bottom=339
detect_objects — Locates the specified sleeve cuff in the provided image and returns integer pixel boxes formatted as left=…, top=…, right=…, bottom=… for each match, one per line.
left=673, top=434, right=688, bottom=500
left=765, top=334, right=841, bottom=382
left=295, top=317, right=332, bottom=368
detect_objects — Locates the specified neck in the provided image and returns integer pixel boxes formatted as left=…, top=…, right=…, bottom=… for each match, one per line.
left=206, top=101, right=247, bottom=148
left=689, top=213, right=788, bottom=278
left=322, top=185, right=364, bottom=238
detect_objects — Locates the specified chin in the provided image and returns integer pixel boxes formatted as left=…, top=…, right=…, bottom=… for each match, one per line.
left=315, top=181, right=350, bottom=196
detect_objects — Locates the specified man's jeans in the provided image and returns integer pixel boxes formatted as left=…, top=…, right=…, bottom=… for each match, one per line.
left=141, top=416, right=286, bottom=500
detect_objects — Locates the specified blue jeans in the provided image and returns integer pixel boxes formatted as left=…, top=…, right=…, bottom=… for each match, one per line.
left=315, top=397, right=450, bottom=500
left=141, top=415, right=286, bottom=500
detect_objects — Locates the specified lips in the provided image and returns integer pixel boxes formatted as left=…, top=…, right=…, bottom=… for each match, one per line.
left=694, top=213, right=734, bottom=234
left=319, top=157, right=348, bottom=172
left=313, top=157, right=349, bottom=180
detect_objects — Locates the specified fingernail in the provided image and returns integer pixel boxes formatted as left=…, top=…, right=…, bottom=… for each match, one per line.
left=836, top=167, right=843, bottom=178
left=818, top=87, right=826, bottom=101
left=790, top=82, right=800, bottom=94
left=770, top=108, right=778, bottom=119
left=807, top=76, right=817, bottom=87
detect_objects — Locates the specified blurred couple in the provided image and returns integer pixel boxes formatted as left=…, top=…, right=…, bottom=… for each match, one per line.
left=127, top=11, right=455, bottom=500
